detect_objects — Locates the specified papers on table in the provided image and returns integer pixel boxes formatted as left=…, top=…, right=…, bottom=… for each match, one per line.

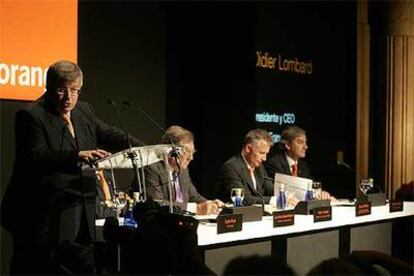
left=330, top=198, right=356, bottom=206
left=274, top=173, right=313, bottom=201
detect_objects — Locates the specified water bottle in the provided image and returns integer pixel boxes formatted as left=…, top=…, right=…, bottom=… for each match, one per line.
left=305, top=183, right=313, bottom=201
left=235, top=196, right=242, bottom=207
left=123, top=199, right=137, bottom=228
left=277, top=183, right=287, bottom=210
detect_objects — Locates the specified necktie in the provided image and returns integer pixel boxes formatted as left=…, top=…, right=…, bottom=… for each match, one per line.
left=62, top=114, right=75, bottom=138
left=96, top=170, right=112, bottom=201
left=291, top=163, right=298, bottom=177
left=172, top=172, right=184, bottom=203
left=247, top=166, right=257, bottom=190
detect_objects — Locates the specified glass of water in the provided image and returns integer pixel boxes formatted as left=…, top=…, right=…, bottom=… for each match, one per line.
left=113, top=192, right=127, bottom=218
left=312, top=181, right=322, bottom=200
left=230, top=188, right=244, bottom=207
left=359, top=178, right=373, bottom=194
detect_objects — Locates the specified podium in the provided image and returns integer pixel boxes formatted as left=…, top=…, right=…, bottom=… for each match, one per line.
left=82, top=144, right=176, bottom=170
left=83, top=144, right=179, bottom=203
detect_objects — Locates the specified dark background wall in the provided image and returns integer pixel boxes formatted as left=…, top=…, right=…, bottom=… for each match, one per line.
left=164, top=2, right=356, bottom=199
left=78, top=2, right=166, bottom=145
left=1, top=2, right=356, bottom=274
left=254, top=2, right=357, bottom=198
left=165, top=3, right=258, bottom=200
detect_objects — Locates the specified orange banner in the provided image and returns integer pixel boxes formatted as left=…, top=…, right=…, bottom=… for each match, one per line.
left=0, top=0, right=78, bottom=101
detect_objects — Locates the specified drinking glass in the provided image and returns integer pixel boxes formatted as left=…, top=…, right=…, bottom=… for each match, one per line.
left=359, top=178, right=373, bottom=194
left=312, top=182, right=322, bottom=199
left=230, top=188, right=244, bottom=207
left=113, top=192, right=127, bottom=218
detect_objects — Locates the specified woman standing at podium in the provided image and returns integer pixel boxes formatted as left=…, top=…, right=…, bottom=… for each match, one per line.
left=0, top=60, right=144, bottom=274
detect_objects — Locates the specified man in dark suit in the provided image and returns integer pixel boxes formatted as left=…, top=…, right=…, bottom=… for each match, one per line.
left=216, top=129, right=276, bottom=206
left=141, top=125, right=223, bottom=215
left=264, top=126, right=312, bottom=179
left=0, top=60, right=143, bottom=274
left=264, top=126, right=333, bottom=200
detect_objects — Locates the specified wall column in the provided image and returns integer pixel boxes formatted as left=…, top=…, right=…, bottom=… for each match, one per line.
left=375, top=1, right=414, bottom=197
left=356, top=0, right=370, bottom=195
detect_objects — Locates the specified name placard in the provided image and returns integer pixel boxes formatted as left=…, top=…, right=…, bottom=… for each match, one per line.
left=313, top=206, right=332, bottom=222
left=273, top=210, right=295, bottom=227
left=389, top=199, right=403, bottom=212
left=356, top=201, right=371, bottom=216
left=217, top=214, right=243, bottom=234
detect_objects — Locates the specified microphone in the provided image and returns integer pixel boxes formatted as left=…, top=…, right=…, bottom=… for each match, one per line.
left=123, top=101, right=165, bottom=139
left=108, top=99, right=133, bottom=149
left=122, top=100, right=181, bottom=159
left=336, top=150, right=355, bottom=173
left=108, top=99, right=146, bottom=201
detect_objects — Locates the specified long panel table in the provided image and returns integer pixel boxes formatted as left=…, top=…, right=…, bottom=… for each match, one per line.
left=196, top=202, right=414, bottom=275
left=96, top=202, right=414, bottom=275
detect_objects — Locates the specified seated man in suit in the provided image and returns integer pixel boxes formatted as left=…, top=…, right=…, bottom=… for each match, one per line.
left=216, top=129, right=280, bottom=206
left=139, top=125, right=224, bottom=215
left=264, top=125, right=333, bottom=200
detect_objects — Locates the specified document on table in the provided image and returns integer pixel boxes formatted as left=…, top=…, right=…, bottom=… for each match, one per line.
left=274, top=173, right=313, bottom=201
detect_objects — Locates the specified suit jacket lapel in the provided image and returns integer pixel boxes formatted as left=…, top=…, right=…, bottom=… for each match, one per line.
left=254, top=169, right=263, bottom=194
left=71, top=106, right=90, bottom=150
left=237, top=155, right=257, bottom=193
left=280, top=154, right=291, bottom=175
left=178, top=170, right=189, bottom=202
left=46, top=111, right=77, bottom=149
left=160, top=162, right=177, bottom=201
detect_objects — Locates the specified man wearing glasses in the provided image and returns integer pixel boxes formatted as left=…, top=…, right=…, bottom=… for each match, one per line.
left=138, top=125, right=224, bottom=215
left=1, top=60, right=144, bottom=274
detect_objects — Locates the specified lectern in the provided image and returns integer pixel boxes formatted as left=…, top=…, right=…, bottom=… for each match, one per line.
left=82, top=144, right=177, bottom=206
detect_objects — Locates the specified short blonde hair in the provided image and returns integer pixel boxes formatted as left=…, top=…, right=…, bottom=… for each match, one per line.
left=243, top=129, right=273, bottom=147
left=161, top=125, right=194, bottom=146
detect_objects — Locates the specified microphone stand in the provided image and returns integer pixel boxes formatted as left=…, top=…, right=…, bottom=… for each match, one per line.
left=122, top=101, right=181, bottom=159
left=122, top=100, right=180, bottom=213
left=164, top=155, right=174, bottom=213
left=108, top=99, right=146, bottom=202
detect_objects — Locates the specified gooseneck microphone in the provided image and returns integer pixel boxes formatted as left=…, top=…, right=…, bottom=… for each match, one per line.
left=123, top=101, right=165, bottom=139
left=122, top=101, right=181, bottom=158
left=108, top=99, right=133, bottom=149
left=108, top=99, right=146, bottom=201
left=336, top=150, right=355, bottom=173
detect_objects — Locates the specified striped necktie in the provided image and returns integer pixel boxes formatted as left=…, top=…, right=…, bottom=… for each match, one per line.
left=291, top=163, right=298, bottom=177
left=172, top=172, right=184, bottom=203
left=247, top=166, right=257, bottom=190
